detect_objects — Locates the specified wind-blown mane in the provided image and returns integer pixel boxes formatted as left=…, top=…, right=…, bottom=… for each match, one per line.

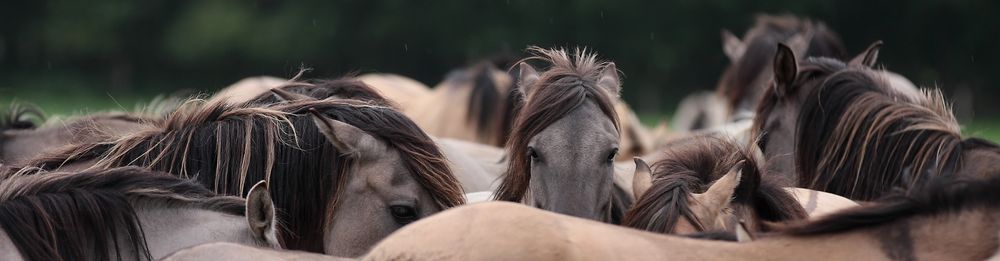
left=0, top=166, right=244, bottom=261
left=754, top=57, right=971, bottom=200
left=622, top=135, right=805, bottom=233
left=493, top=47, right=621, bottom=201
left=24, top=96, right=463, bottom=252
left=717, top=14, right=847, bottom=112
left=780, top=173, right=1000, bottom=235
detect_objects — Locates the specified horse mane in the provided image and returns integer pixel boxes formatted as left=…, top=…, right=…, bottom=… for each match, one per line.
left=757, top=56, right=966, bottom=200
left=716, top=14, right=847, bottom=112
left=438, top=62, right=514, bottom=146
left=493, top=47, right=621, bottom=202
left=0, top=103, right=45, bottom=130
left=0, top=166, right=244, bottom=261
left=780, top=172, right=1000, bottom=235
left=622, top=135, right=806, bottom=233
left=23, top=95, right=463, bottom=252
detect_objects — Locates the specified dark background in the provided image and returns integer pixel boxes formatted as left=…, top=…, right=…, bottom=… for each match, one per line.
left=2, top=0, right=997, bottom=125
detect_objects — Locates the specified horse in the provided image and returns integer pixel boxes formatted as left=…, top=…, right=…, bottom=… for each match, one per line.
left=356, top=72, right=432, bottom=111
left=365, top=172, right=1000, bottom=260
left=753, top=42, right=1000, bottom=200
left=491, top=46, right=630, bottom=223
left=0, top=105, right=151, bottom=167
left=0, top=166, right=279, bottom=260
left=249, top=76, right=503, bottom=194
left=209, top=75, right=290, bottom=105
left=716, top=14, right=848, bottom=116
left=361, top=63, right=516, bottom=147
left=362, top=63, right=653, bottom=161
left=21, top=93, right=465, bottom=257
left=163, top=242, right=353, bottom=261
left=623, top=135, right=808, bottom=235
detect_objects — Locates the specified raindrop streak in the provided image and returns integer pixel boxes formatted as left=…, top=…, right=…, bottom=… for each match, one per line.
left=650, top=32, right=655, bottom=40
left=404, top=44, right=408, bottom=52
left=600, top=11, right=604, bottom=19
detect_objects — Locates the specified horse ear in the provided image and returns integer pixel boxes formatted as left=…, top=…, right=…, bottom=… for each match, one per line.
left=721, top=29, right=745, bottom=62
left=735, top=220, right=755, bottom=242
left=849, top=41, right=883, bottom=68
left=597, top=62, right=622, bottom=97
left=632, top=158, right=653, bottom=198
left=517, top=62, right=540, bottom=97
left=246, top=180, right=279, bottom=247
left=773, top=43, right=799, bottom=98
left=695, top=161, right=744, bottom=213
left=308, top=108, right=368, bottom=155
left=270, top=87, right=312, bottom=102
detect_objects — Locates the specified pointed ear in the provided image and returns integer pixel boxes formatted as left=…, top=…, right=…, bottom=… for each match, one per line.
left=849, top=40, right=883, bottom=68
left=597, top=62, right=622, bottom=97
left=517, top=62, right=540, bottom=97
left=246, top=180, right=279, bottom=247
left=694, top=161, right=744, bottom=213
left=632, top=158, right=653, bottom=198
left=308, top=108, right=369, bottom=155
left=270, top=87, right=312, bottom=102
left=735, top=220, right=755, bottom=242
left=772, top=43, right=799, bottom=98
left=721, top=29, right=746, bottom=62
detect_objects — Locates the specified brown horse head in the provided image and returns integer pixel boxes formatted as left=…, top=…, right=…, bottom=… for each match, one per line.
left=716, top=14, right=848, bottom=115
left=622, top=135, right=806, bottom=234
left=23, top=85, right=464, bottom=257
left=752, top=41, right=986, bottom=200
left=493, top=47, right=623, bottom=222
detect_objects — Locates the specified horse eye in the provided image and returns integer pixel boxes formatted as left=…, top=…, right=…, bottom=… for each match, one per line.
left=389, top=204, right=418, bottom=224
left=528, top=147, right=539, bottom=160
left=607, top=148, right=619, bottom=162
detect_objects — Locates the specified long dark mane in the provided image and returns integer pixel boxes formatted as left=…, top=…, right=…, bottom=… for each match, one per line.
left=780, top=173, right=1000, bottom=235
left=24, top=92, right=463, bottom=252
left=493, top=47, right=621, bottom=202
left=622, top=135, right=806, bottom=233
left=753, top=56, right=974, bottom=200
left=0, top=166, right=244, bottom=261
left=716, top=14, right=847, bottom=112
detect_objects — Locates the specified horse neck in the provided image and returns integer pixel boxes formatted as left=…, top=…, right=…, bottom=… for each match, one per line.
left=743, top=208, right=1000, bottom=260
left=132, top=202, right=267, bottom=259
left=0, top=228, right=25, bottom=261
left=1, top=125, right=73, bottom=166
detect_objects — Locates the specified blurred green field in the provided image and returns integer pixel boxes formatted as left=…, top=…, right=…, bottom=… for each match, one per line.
left=5, top=85, right=999, bottom=144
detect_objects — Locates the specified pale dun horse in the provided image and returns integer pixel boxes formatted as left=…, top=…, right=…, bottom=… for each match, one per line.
left=366, top=170, right=1000, bottom=261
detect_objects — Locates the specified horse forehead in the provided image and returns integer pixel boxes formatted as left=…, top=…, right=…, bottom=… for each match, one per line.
left=533, top=101, right=618, bottom=148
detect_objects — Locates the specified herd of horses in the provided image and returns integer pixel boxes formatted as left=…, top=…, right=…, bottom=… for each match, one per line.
left=1, top=14, right=999, bottom=260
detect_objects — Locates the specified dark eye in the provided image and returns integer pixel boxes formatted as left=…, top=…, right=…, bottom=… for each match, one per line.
left=389, top=204, right=418, bottom=224
left=607, top=148, right=619, bottom=163
left=528, top=147, right=540, bottom=161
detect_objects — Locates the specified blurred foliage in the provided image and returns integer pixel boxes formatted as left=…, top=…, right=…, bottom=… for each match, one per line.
left=1, top=0, right=998, bottom=121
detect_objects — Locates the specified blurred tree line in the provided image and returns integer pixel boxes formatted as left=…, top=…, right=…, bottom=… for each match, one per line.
left=1, top=0, right=998, bottom=118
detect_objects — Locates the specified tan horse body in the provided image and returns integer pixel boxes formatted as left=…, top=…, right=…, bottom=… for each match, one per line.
left=365, top=202, right=998, bottom=261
